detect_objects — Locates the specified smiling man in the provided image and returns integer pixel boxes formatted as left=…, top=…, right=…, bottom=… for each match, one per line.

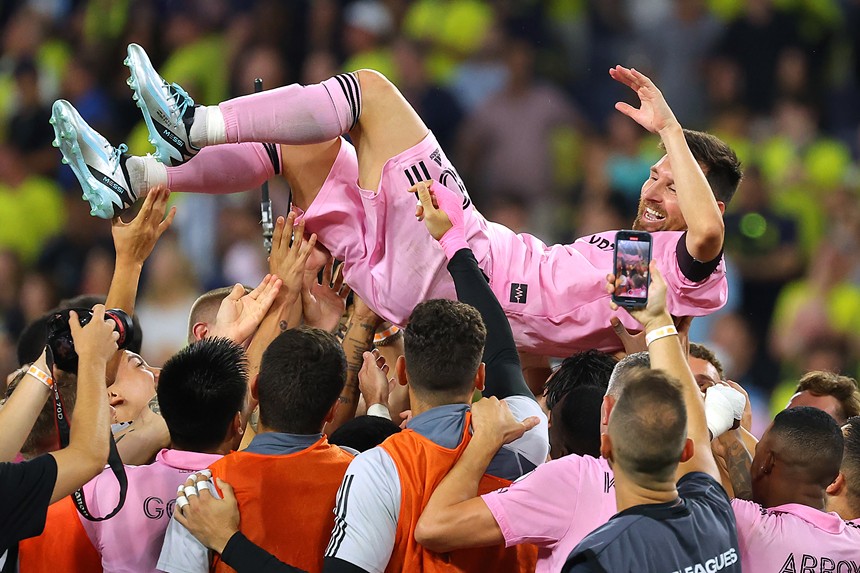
left=53, top=45, right=742, bottom=356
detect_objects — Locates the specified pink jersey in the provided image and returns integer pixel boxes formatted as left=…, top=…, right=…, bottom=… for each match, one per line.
left=79, top=449, right=222, bottom=573
left=480, top=455, right=617, bottom=573
left=300, top=133, right=727, bottom=356
left=732, top=499, right=860, bottom=571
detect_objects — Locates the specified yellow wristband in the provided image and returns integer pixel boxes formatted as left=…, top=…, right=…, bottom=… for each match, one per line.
left=645, top=325, right=678, bottom=347
left=26, top=365, right=54, bottom=389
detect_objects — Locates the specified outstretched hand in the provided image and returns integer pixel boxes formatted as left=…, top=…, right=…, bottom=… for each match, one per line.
left=411, top=180, right=468, bottom=259
left=208, top=275, right=283, bottom=344
left=269, top=212, right=318, bottom=299
left=609, top=66, right=678, bottom=135
left=111, top=185, right=176, bottom=265
left=302, top=257, right=350, bottom=333
left=69, top=305, right=120, bottom=364
left=358, top=349, right=396, bottom=409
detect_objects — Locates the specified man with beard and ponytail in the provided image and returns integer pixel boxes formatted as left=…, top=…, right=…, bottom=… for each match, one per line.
left=53, top=43, right=741, bottom=356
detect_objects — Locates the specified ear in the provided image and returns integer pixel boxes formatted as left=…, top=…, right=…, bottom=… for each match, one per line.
left=826, top=472, right=847, bottom=496
left=396, top=355, right=409, bottom=387
left=250, top=374, right=260, bottom=401
left=601, top=395, right=616, bottom=426
left=679, top=437, right=695, bottom=463
left=473, top=362, right=486, bottom=392
left=192, top=322, right=208, bottom=341
left=324, top=401, right=338, bottom=424
left=232, top=411, right=244, bottom=438
left=716, top=201, right=726, bottom=216
left=600, top=433, right=613, bottom=464
left=762, top=451, right=775, bottom=475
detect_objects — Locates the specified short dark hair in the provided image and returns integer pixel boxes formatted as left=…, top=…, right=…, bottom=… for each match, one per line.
left=843, top=416, right=860, bottom=510
left=663, top=130, right=742, bottom=205
left=545, top=350, right=616, bottom=458
left=329, top=415, right=402, bottom=452
left=609, top=369, right=687, bottom=483
left=689, top=343, right=725, bottom=381
left=795, top=371, right=860, bottom=424
left=772, top=406, right=844, bottom=488
left=403, top=300, right=486, bottom=403
left=258, top=327, right=346, bottom=434
left=158, top=338, right=248, bottom=452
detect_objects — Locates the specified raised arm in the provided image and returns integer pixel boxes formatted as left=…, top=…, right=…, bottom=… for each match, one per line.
left=413, top=181, right=531, bottom=400
left=0, top=350, right=52, bottom=461
left=611, top=66, right=724, bottom=262
left=49, top=305, right=118, bottom=502
left=608, top=262, right=720, bottom=480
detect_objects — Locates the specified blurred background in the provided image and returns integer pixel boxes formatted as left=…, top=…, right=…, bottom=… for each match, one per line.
left=2, top=0, right=860, bottom=428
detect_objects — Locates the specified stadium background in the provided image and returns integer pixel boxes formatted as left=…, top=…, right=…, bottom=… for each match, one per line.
left=1, top=0, right=859, bottom=433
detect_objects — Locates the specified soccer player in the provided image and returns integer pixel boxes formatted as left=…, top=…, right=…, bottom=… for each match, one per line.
left=50, top=44, right=741, bottom=356
left=826, top=416, right=860, bottom=522
left=729, top=407, right=860, bottom=570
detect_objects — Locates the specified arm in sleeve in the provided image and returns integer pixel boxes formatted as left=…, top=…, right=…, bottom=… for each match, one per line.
left=676, top=231, right=722, bottom=283
left=157, top=514, right=211, bottom=573
left=221, top=532, right=310, bottom=573
left=323, top=448, right=400, bottom=573
left=447, top=248, right=532, bottom=400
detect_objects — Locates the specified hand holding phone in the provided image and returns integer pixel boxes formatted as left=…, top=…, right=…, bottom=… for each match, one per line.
left=612, top=230, right=653, bottom=310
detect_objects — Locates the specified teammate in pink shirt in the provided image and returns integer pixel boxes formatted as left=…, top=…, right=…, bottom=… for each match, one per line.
left=730, top=407, right=860, bottom=571
left=826, top=416, right=860, bottom=522
left=51, top=44, right=742, bottom=356
left=56, top=339, right=249, bottom=573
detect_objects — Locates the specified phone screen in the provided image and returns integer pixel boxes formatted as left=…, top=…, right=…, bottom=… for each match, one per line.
left=613, top=233, right=652, bottom=308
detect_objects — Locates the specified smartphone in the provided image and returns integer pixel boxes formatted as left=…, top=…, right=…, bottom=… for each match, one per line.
left=612, top=230, right=653, bottom=309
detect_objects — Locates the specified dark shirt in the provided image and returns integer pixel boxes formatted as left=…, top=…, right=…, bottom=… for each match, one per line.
left=563, top=473, right=740, bottom=573
left=0, top=455, right=58, bottom=572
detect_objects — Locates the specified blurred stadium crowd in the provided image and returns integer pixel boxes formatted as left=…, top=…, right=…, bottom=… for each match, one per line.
left=2, top=0, right=860, bottom=428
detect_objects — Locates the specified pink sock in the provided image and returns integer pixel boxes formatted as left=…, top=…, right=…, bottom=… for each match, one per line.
left=166, top=142, right=282, bottom=194
left=218, top=73, right=360, bottom=144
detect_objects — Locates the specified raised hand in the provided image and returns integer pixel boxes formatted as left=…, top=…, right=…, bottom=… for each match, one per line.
left=174, top=473, right=240, bottom=554
left=302, top=257, right=351, bottom=333
left=69, top=305, right=120, bottom=365
left=358, top=349, right=395, bottom=410
left=609, top=66, right=678, bottom=135
left=470, top=397, right=541, bottom=451
left=208, top=274, right=283, bottom=344
left=111, top=185, right=176, bottom=266
left=411, top=180, right=468, bottom=259
left=269, top=212, right=318, bottom=300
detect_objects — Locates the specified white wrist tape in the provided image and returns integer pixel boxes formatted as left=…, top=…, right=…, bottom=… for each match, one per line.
left=645, top=325, right=678, bottom=346
left=705, top=385, right=746, bottom=438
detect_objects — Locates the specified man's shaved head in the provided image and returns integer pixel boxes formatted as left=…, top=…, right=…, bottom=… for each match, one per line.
left=752, top=407, right=844, bottom=507
left=187, top=286, right=251, bottom=343
left=606, top=351, right=650, bottom=400
left=840, top=417, right=860, bottom=515
left=607, top=369, right=687, bottom=484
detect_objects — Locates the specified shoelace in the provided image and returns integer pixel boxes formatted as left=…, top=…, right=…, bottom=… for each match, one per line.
left=166, top=82, right=195, bottom=122
left=109, top=143, right=129, bottom=165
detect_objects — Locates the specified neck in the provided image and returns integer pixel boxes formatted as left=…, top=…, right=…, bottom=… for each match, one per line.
left=407, top=389, right=472, bottom=419
left=613, top=466, right=679, bottom=512
left=826, top=495, right=860, bottom=521
left=762, top=482, right=828, bottom=511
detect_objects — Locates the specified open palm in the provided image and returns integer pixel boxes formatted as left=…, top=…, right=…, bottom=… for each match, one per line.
left=302, top=258, right=351, bottom=333
left=609, top=66, right=677, bottom=134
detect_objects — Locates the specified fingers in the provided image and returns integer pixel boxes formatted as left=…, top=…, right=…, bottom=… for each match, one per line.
left=610, top=316, right=632, bottom=341
left=216, top=478, right=236, bottom=503
left=138, top=185, right=160, bottom=219
left=614, top=101, right=638, bottom=119
left=289, top=215, right=304, bottom=255
left=414, top=181, right=437, bottom=214
left=331, top=262, right=344, bottom=292
left=322, top=257, right=334, bottom=285
left=520, top=415, right=542, bottom=432
left=158, top=206, right=177, bottom=234
left=273, top=215, right=286, bottom=253
left=649, top=260, right=666, bottom=289
left=228, top=282, right=246, bottom=302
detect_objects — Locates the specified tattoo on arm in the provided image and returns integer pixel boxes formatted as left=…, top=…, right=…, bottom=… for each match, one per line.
left=148, top=395, right=161, bottom=416
left=279, top=320, right=289, bottom=332
left=724, top=436, right=753, bottom=500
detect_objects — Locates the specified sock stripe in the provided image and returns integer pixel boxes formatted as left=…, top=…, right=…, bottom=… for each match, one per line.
left=263, top=143, right=281, bottom=175
left=334, top=74, right=359, bottom=131
left=348, top=72, right=361, bottom=125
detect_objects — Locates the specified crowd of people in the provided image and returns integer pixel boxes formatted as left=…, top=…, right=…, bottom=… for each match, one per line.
left=2, top=0, right=860, bottom=572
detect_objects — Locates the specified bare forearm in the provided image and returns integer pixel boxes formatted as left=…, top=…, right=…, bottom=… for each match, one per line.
left=326, top=315, right=379, bottom=433
left=105, top=258, right=143, bottom=315
left=0, top=377, right=50, bottom=461
left=719, top=432, right=753, bottom=500
left=659, top=122, right=724, bottom=261
left=246, top=293, right=301, bottom=381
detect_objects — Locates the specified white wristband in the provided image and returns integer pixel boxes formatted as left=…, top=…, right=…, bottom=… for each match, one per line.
left=26, top=365, right=53, bottom=389
left=645, top=325, right=678, bottom=346
left=367, top=403, right=392, bottom=420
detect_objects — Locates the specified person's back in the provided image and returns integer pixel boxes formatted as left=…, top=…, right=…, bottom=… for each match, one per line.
left=324, top=299, right=547, bottom=572
left=732, top=407, right=860, bottom=570
left=159, top=328, right=353, bottom=573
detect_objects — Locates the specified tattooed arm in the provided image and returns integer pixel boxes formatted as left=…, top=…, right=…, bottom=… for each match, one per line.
left=325, top=298, right=383, bottom=434
left=713, top=429, right=754, bottom=500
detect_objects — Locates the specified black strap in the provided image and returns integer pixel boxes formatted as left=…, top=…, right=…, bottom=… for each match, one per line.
left=47, top=346, right=128, bottom=521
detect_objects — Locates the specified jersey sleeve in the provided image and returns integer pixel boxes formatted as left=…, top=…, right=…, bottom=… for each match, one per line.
left=498, top=395, right=549, bottom=470
left=324, top=448, right=400, bottom=573
left=156, top=509, right=211, bottom=573
left=481, top=457, right=579, bottom=547
left=729, top=498, right=761, bottom=548
left=656, top=232, right=727, bottom=317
